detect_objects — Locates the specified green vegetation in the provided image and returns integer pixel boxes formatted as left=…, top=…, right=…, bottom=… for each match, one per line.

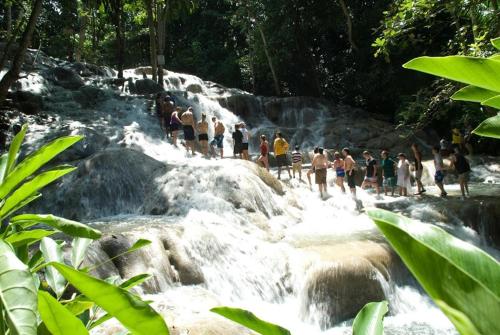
left=0, top=125, right=169, bottom=335
left=352, top=301, right=388, bottom=335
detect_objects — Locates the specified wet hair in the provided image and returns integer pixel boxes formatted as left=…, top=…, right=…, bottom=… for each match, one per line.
left=363, top=150, right=370, bottom=156
left=201, top=113, right=206, bottom=119
left=314, top=146, right=319, bottom=154
left=433, top=145, right=440, bottom=152
left=261, top=135, right=266, bottom=141
left=411, top=143, right=420, bottom=151
left=295, top=145, right=299, bottom=151
left=234, top=123, right=240, bottom=129
left=166, top=91, right=172, bottom=95
left=334, top=152, right=341, bottom=159
left=175, top=107, right=182, bottom=112
left=318, top=147, right=324, bottom=155
left=156, top=93, right=162, bottom=99
left=276, top=132, right=283, bottom=138
left=212, top=116, right=217, bottom=121
left=187, top=107, right=193, bottom=111
left=398, top=153, right=406, bottom=158
left=342, top=148, right=350, bottom=154
left=381, top=150, right=389, bottom=157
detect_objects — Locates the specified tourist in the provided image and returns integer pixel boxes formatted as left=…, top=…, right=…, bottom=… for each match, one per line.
left=155, top=93, right=165, bottom=134
left=197, top=113, right=209, bottom=157
left=342, top=148, right=357, bottom=196
left=240, top=122, right=250, bottom=160
left=381, top=150, right=396, bottom=196
left=450, top=148, right=471, bottom=199
left=464, top=120, right=474, bottom=155
left=258, top=135, right=270, bottom=171
left=163, top=94, right=175, bottom=138
left=451, top=127, right=464, bottom=152
left=432, top=145, right=447, bottom=197
left=181, top=107, right=196, bottom=155
left=361, top=151, right=380, bottom=195
left=211, top=116, right=225, bottom=159
left=312, top=147, right=329, bottom=197
left=411, top=143, right=426, bottom=195
left=440, top=138, right=451, bottom=157
left=307, top=147, right=320, bottom=188
left=332, top=151, right=346, bottom=193
left=291, top=145, right=303, bottom=180
left=232, top=124, right=243, bottom=158
left=170, top=107, right=182, bottom=147
left=397, top=153, right=411, bottom=196
left=273, top=132, right=292, bottom=180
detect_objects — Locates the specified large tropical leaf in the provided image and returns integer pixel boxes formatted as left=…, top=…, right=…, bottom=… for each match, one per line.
left=472, top=114, right=500, bottom=139
left=403, top=56, right=500, bottom=92
left=451, top=86, right=499, bottom=103
left=6, top=124, right=27, bottom=175
left=11, top=214, right=101, bottom=239
left=0, top=135, right=82, bottom=199
left=40, top=238, right=66, bottom=297
left=352, top=301, right=388, bottom=335
left=492, top=37, right=500, bottom=51
left=435, top=300, right=480, bottom=335
left=210, top=307, right=291, bottom=335
left=0, top=239, right=37, bottom=335
left=0, top=153, right=9, bottom=184
left=64, top=296, right=94, bottom=316
left=38, top=290, right=89, bottom=335
left=4, top=229, right=54, bottom=247
left=0, top=166, right=76, bottom=219
left=367, top=209, right=500, bottom=335
left=71, top=237, right=93, bottom=268
left=481, top=95, right=500, bottom=109
left=50, top=262, right=170, bottom=335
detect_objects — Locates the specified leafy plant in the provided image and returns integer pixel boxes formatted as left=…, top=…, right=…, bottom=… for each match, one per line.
left=0, top=125, right=169, bottom=335
left=403, top=38, right=500, bottom=139
left=367, top=209, right=500, bottom=335
left=352, top=301, right=388, bottom=335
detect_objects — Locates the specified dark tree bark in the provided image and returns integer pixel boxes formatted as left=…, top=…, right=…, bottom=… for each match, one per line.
left=258, top=26, right=281, bottom=96
left=0, top=0, right=43, bottom=106
left=6, top=3, right=12, bottom=39
left=338, top=0, right=358, bottom=51
left=144, top=0, right=158, bottom=82
left=104, top=0, right=125, bottom=78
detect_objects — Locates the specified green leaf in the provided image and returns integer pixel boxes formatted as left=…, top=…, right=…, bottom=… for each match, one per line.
left=210, top=307, right=291, bottom=335
left=435, top=300, right=480, bottom=335
left=492, top=37, right=500, bottom=51
left=64, top=297, right=94, bottom=316
left=472, top=114, right=500, bottom=139
left=40, top=238, right=66, bottom=297
left=1, top=193, right=42, bottom=223
left=451, top=86, right=499, bottom=103
left=0, top=135, right=82, bottom=199
left=120, top=273, right=151, bottom=290
left=71, top=237, right=93, bottom=268
left=0, top=153, right=8, bottom=184
left=11, top=214, right=101, bottom=240
left=128, top=239, right=152, bottom=253
left=38, top=291, right=89, bottom=335
left=0, top=166, right=76, bottom=219
left=352, top=301, right=388, bottom=335
left=0, top=239, right=37, bottom=335
left=403, top=56, right=500, bottom=92
left=367, top=209, right=500, bottom=335
left=89, top=313, right=112, bottom=329
left=481, top=95, right=500, bottom=109
left=5, top=229, right=54, bottom=247
left=50, top=262, right=170, bottom=335
left=6, top=124, right=27, bottom=174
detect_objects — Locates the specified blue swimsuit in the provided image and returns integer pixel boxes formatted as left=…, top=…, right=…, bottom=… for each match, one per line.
left=336, top=167, right=345, bottom=177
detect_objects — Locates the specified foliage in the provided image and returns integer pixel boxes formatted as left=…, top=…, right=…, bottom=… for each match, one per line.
left=352, top=301, right=388, bottom=335
left=367, top=209, right=500, bottom=335
left=211, top=306, right=291, bottom=335
left=0, top=125, right=168, bottom=335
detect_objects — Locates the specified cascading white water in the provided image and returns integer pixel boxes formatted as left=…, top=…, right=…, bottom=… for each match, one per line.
left=8, top=62, right=499, bottom=334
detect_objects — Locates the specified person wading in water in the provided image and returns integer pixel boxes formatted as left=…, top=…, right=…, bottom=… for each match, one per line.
left=170, top=107, right=182, bottom=147
left=312, top=147, right=329, bottom=198
left=197, top=113, right=209, bottom=157
left=181, top=107, right=196, bottom=155
left=273, top=132, right=292, bottom=180
left=258, top=135, right=270, bottom=171
left=211, top=117, right=225, bottom=159
left=343, top=148, right=357, bottom=197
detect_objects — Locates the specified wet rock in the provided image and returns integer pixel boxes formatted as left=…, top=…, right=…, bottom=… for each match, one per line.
left=171, top=316, right=255, bottom=335
left=68, top=62, right=108, bottom=77
left=45, top=66, right=85, bottom=90
left=218, top=94, right=261, bottom=119
left=129, top=78, right=164, bottom=95
left=161, top=234, right=205, bottom=285
left=73, top=85, right=108, bottom=107
left=9, top=90, right=43, bottom=115
left=186, top=83, right=203, bottom=94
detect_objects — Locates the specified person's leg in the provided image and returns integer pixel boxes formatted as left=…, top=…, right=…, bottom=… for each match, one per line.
left=374, top=181, right=380, bottom=195
left=384, top=184, right=388, bottom=196
left=460, top=181, right=465, bottom=197
left=173, top=131, right=178, bottom=146
left=277, top=166, right=282, bottom=180
left=307, top=170, right=312, bottom=187
left=287, top=165, right=292, bottom=178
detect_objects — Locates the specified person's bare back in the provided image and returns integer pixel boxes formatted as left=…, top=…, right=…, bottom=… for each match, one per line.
left=344, top=155, right=355, bottom=171
left=181, top=110, right=194, bottom=127
left=312, top=153, right=328, bottom=170
left=197, top=120, right=208, bottom=134
left=214, top=121, right=225, bottom=135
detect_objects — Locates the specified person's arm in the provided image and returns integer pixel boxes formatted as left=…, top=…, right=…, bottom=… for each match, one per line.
left=373, top=161, right=378, bottom=177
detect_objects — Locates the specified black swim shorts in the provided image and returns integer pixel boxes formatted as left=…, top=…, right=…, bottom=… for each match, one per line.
left=276, top=154, right=289, bottom=167
left=346, top=170, right=356, bottom=188
left=183, top=125, right=195, bottom=141
left=198, top=133, right=209, bottom=141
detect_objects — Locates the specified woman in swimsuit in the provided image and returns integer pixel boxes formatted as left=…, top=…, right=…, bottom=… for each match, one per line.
left=258, top=135, right=269, bottom=171
left=332, top=151, right=346, bottom=193
left=170, top=107, right=182, bottom=146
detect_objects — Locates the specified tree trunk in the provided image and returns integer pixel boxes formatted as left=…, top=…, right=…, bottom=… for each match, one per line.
left=6, top=3, right=12, bottom=39
left=492, top=0, right=498, bottom=11
left=338, top=0, right=357, bottom=51
left=115, top=13, right=124, bottom=78
left=0, top=0, right=43, bottom=106
left=258, top=26, right=280, bottom=96
left=0, top=8, right=26, bottom=70
left=157, top=10, right=166, bottom=86
left=145, top=0, right=157, bottom=82
left=75, top=13, right=88, bottom=62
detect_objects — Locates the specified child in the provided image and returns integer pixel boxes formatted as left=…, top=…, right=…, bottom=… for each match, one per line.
left=332, top=152, right=346, bottom=193
left=397, top=153, right=411, bottom=196
left=450, top=149, right=471, bottom=199
left=432, top=145, right=447, bottom=197
left=292, top=145, right=303, bottom=180
left=381, top=150, right=396, bottom=196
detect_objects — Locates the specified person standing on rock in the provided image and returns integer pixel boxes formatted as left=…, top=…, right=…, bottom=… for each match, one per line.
left=361, top=151, right=380, bottom=196
left=170, top=107, right=182, bottom=147
left=342, top=148, right=357, bottom=197
left=291, top=145, right=303, bottom=180
left=232, top=124, right=243, bottom=158
left=197, top=113, right=209, bottom=157
left=240, top=122, right=250, bottom=160
left=155, top=93, right=166, bottom=134
left=211, top=116, right=225, bottom=159
left=450, top=148, right=471, bottom=200
left=332, top=151, right=346, bottom=193
left=307, top=147, right=320, bottom=188
left=181, top=107, right=196, bottom=155
left=273, top=132, right=292, bottom=180
left=411, top=143, right=426, bottom=195
left=396, top=153, right=411, bottom=196
left=381, top=150, right=396, bottom=196
left=312, top=147, right=329, bottom=198
left=258, top=135, right=270, bottom=171
left=432, top=145, right=447, bottom=197
left=163, top=94, right=175, bottom=138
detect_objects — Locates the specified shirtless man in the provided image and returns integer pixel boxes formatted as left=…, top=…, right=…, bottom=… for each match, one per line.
left=211, top=116, right=225, bottom=158
left=197, top=113, right=209, bottom=157
left=312, top=147, right=329, bottom=197
left=181, top=107, right=196, bottom=155
left=342, top=148, right=357, bottom=196
left=307, top=147, right=320, bottom=188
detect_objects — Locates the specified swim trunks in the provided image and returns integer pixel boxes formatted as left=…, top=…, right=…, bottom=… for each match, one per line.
left=241, top=143, right=249, bottom=151
left=336, top=167, right=345, bottom=178
left=276, top=154, right=289, bottom=167
left=315, top=168, right=327, bottom=184
left=198, top=133, right=208, bottom=141
left=211, top=134, right=224, bottom=149
left=434, top=170, right=444, bottom=183
left=183, top=125, right=195, bottom=141
left=346, top=170, right=356, bottom=188
left=383, top=176, right=397, bottom=187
